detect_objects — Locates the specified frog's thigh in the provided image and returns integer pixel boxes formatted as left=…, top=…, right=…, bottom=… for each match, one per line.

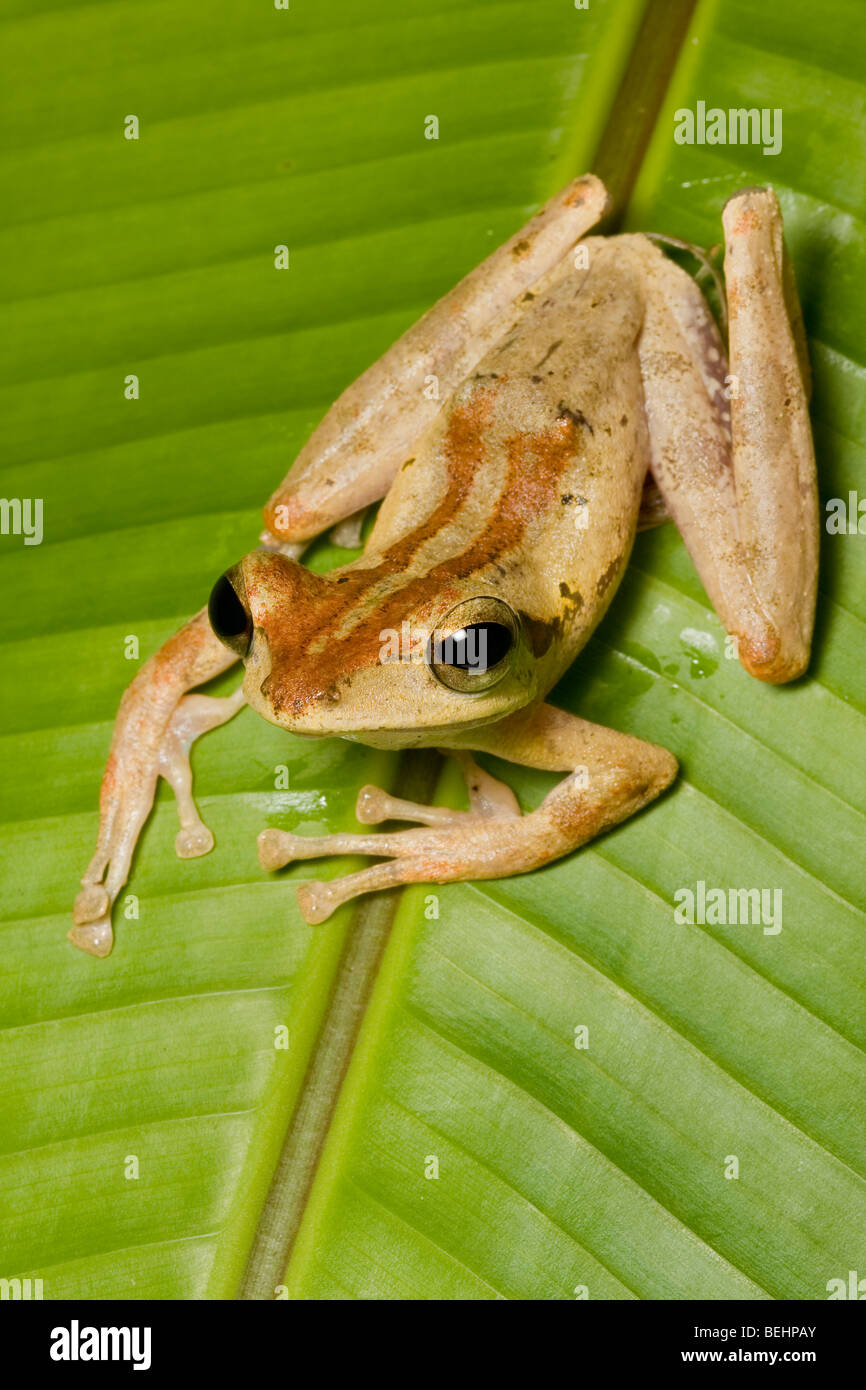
left=262, top=175, right=610, bottom=549
left=635, top=190, right=818, bottom=683
left=260, top=705, right=676, bottom=924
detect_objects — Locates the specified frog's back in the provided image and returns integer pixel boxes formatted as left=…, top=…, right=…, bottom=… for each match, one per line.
left=358, top=240, right=653, bottom=689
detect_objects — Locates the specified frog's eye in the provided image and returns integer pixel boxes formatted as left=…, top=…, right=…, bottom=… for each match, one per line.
left=427, top=597, right=519, bottom=693
left=208, top=567, right=253, bottom=658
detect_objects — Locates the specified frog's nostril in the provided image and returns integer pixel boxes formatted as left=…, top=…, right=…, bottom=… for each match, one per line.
left=208, top=567, right=253, bottom=657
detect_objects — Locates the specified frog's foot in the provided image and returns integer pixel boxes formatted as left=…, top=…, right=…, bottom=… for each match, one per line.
left=258, top=750, right=521, bottom=880
left=71, top=647, right=244, bottom=958
left=259, top=747, right=520, bottom=870
left=258, top=817, right=515, bottom=925
left=258, top=710, right=676, bottom=925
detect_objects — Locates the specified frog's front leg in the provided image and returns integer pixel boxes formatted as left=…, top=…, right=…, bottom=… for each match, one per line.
left=70, top=612, right=243, bottom=957
left=262, top=174, right=609, bottom=547
left=258, top=706, right=677, bottom=924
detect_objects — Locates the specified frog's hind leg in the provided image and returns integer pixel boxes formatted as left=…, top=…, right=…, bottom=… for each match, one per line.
left=634, top=188, right=818, bottom=683
left=258, top=705, right=676, bottom=924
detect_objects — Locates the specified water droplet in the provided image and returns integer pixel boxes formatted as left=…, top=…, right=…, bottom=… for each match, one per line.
left=679, top=626, right=719, bottom=679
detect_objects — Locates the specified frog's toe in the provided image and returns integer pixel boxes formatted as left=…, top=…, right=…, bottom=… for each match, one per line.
left=355, top=784, right=473, bottom=828
left=355, top=785, right=392, bottom=823
left=296, top=859, right=409, bottom=924
left=175, top=823, right=214, bottom=859
left=73, top=882, right=110, bottom=924
left=67, top=917, right=114, bottom=958
left=296, top=879, right=339, bottom=924
left=258, top=827, right=295, bottom=870
left=71, top=878, right=115, bottom=955
left=259, top=827, right=334, bottom=869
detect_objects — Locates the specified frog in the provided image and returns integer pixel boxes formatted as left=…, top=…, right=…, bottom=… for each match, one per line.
left=70, top=173, right=818, bottom=957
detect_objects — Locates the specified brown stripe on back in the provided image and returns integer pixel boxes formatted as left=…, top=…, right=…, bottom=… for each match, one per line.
left=261, top=385, right=581, bottom=714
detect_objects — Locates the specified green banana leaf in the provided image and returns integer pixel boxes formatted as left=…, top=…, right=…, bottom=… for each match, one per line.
left=1, top=0, right=864, bottom=1300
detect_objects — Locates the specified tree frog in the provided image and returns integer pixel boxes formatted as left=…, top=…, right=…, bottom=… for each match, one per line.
left=70, top=174, right=818, bottom=956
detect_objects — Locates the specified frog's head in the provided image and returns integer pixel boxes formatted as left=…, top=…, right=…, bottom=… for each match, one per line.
left=208, top=549, right=539, bottom=747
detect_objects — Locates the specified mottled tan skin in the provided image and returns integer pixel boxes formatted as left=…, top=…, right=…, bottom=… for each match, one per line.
left=71, top=175, right=818, bottom=955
